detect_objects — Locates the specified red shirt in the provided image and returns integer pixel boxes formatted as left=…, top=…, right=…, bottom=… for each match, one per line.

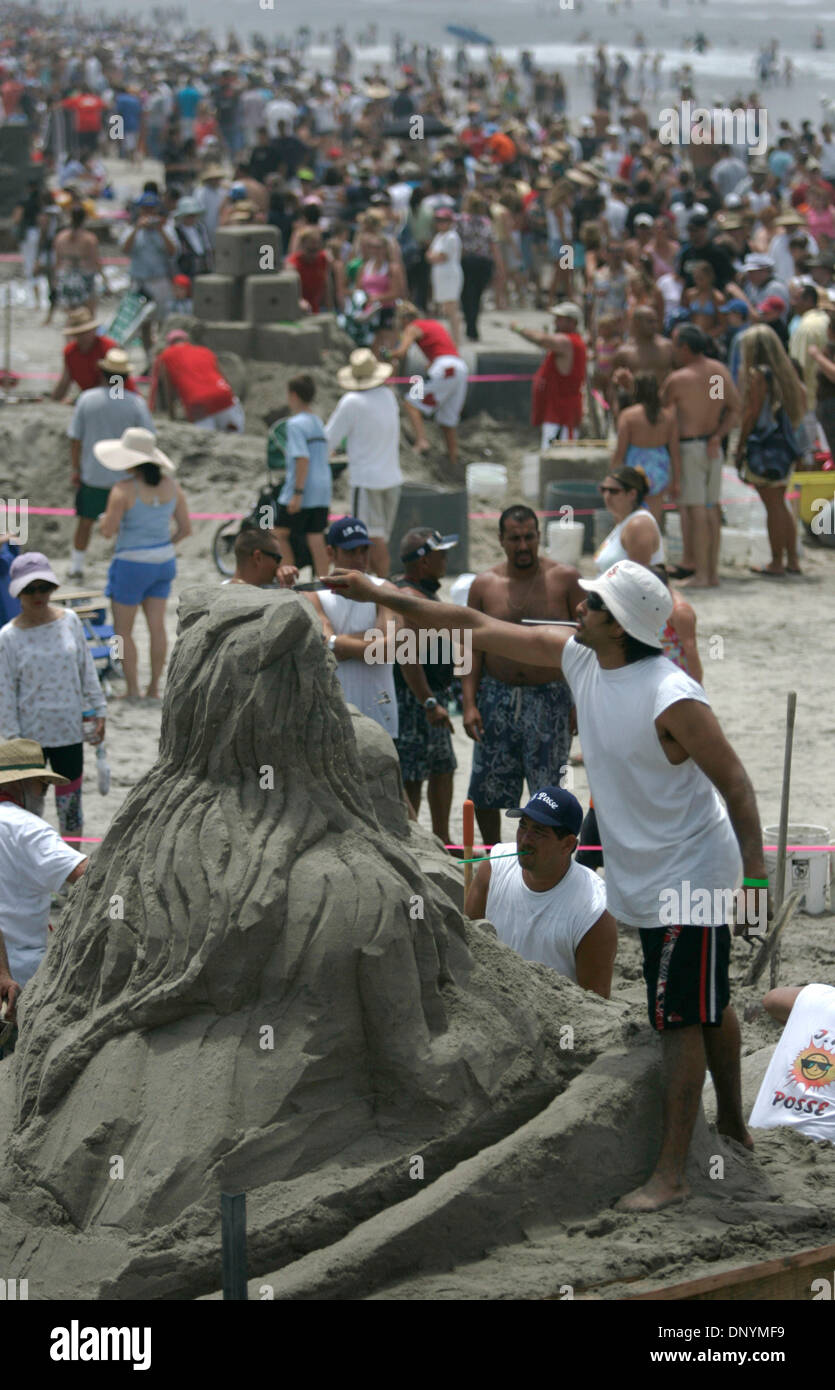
left=287, top=251, right=329, bottom=313
left=413, top=318, right=458, bottom=362
left=64, top=335, right=137, bottom=393
left=156, top=343, right=235, bottom=420
left=1, top=78, right=23, bottom=117
left=64, top=94, right=106, bottom=133
left=459, top=125, right=488, bottom=159
left=531, top=332, right=587, bottom=429
left=487, top=132, right=516, bottom=166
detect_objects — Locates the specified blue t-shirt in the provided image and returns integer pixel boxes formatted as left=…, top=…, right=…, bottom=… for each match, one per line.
left=115, top=92, right=142, bottom=134
left=278, top=411, right=331, bottom=508
left=176, top=86, right=201, bottom=119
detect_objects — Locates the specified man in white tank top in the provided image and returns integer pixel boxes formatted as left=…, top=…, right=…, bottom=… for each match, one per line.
left=465, top=786, right=617, bottom=998
left=305, top=517, right=398, bottom=740
left=326, top=559, right=769, bottom=1214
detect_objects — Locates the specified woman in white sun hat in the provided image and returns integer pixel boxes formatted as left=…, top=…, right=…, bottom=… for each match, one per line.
left=95, top=428, right=191, bottom=700
left=0, top=551, right=106, bottom=841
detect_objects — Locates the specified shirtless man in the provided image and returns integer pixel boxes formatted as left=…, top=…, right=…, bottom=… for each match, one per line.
left=662, top=324, right=739, bottom=588
left=612, top=306, right=673, bottom=392
left=461, top=504, right=584, bottom=848
left=52, top=206, right=104, bottom=316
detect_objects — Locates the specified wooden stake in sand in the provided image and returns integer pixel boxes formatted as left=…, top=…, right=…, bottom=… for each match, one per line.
left=771, top=692, right=797, bottom=989
left=463, top=799, right=474, bottom=894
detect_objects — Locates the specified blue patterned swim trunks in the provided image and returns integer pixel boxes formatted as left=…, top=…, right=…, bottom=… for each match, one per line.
left=467, top=674, right=574, bottom=810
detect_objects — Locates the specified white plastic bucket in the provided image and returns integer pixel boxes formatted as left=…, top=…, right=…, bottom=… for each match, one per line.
left=763, top=823, right=831, bottom=915
left=449, top=572, right=476, bottom=607
left=720, top=527, right=752, bottom=566
left=720, top=465, right=760, bottom=529
left=546, top=520, right=584, bottom=565
left=466, top=462, right=507, bottom=498
left=521, top=453, right=540, bottom=501
left=748, top=529, right=772, bottom=568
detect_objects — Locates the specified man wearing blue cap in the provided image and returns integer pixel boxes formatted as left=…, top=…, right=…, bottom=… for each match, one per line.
left=327, top=557, right=767, bottom=1213
left=465, top=785, right=617, bottom=998
left=718, top=298, right=749, bottom=382
left=305, top=517, right=398, bottom=739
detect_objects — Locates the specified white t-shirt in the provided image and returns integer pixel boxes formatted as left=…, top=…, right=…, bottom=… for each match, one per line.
left=0, top=802, right=84, bottom=986
left=561, top=638, right=741, bottom=928
left=486, top=843, right=607, bottom=981
left=429, top=228, right=463, bottom=303
left=325, top=387, right=402, bottom=490
left=749, top=984, right=835, bottom=1146
left=317, top=588, right=398, bottom=739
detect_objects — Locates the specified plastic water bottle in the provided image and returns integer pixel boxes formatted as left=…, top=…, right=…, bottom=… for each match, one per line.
left=82, top=709, right=98, bottom=743
left=96, top=744, right=111, bottom=796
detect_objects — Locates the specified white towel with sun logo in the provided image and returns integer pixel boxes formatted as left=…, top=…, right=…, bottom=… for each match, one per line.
left=750, top=983, right=835, bottom=1145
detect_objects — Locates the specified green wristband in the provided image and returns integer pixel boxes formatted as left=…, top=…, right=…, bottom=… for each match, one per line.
left=742, top=877, right=769, bottom=888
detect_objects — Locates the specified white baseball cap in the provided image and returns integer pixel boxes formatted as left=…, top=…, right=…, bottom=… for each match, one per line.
left=578, top=560, right=672, bottom=648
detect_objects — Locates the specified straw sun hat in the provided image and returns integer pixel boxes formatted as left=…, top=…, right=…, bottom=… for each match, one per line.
left=62, top=306, right=100, bottom=336
left=93, top=427, right=177, bottom=474
left=0, top=738, right=70, bottom=787
left=337, top=348, right=394, bottom=391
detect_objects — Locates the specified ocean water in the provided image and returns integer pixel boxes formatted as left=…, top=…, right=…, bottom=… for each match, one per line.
left=68, top=0, right=835, bottom=123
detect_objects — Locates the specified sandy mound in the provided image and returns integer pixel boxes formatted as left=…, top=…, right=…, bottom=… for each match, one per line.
left=1, top=585, right=627, bottom=1299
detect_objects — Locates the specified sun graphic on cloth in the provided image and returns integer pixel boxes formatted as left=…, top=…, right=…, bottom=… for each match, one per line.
left=790, top=1042, right=835, bottom=1090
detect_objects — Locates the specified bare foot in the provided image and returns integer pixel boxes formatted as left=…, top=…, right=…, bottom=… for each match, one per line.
left=717, top=1119, right=755, bottom=1150
left=616, top=1176, right=690, bottom=1212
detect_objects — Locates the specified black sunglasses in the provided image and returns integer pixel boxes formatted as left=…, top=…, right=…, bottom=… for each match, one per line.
left=22, top=582, right=55, bottom=595
left=258, top=548, right=283, bottom=563
left=585, top=591, right=608, bottom=614
left=599, top=484, right=624, bottom=496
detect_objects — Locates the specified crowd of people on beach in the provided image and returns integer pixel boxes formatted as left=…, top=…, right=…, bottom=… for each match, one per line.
left=1, top=5, right=834, bottom=1215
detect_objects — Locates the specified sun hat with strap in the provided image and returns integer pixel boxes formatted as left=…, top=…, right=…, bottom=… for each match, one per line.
left=0, top=738, right=70, bottom=786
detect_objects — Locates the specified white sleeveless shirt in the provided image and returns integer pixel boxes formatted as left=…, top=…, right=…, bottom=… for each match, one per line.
left=485, top=843, right=607, bottom=981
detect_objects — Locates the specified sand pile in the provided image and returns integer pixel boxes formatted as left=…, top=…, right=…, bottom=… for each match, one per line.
left=0, top=585, right=630, bottom=1300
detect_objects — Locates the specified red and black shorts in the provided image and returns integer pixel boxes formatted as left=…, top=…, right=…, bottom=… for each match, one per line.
left=638, top=925, right=730, bottom=1032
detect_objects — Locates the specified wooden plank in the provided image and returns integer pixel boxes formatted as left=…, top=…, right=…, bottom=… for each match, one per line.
left=53, top=589, right=107, bottom=605
left=626, top=1242, right=835, bottom=1301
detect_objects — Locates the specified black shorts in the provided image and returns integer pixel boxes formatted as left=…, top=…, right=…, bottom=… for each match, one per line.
left=639, top=925, right=730, bottom=1032
left=274, top=504, right=328, bottom=535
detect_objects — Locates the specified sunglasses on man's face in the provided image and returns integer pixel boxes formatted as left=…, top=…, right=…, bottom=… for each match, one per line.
left=258, top=549, right=284, bottom=564
left=585, top=591, right=608, bottom=614
left=22, top=582, right=55, bottom=595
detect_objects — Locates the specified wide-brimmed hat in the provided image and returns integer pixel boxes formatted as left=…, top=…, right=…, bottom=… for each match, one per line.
left=8, top=551, right=60, bottom=598
left=0, top=738, right=70, bottom=787
left=565, top=168, right=595, bottom=188
left=337, top=348, right=393, bottom=391
left=578, top=559, right=671, bottom=648
left=226, top=200, right=256, bottom=223
left=551, top=300, right=582, bottom=322
left=774, top=209, right=807, bottom=228
left=742, top=253, right=775, bottom=273
left=62, top=306, right=100, bottom=336
left=93, top=427, right=176, bottom=474
left=364, top=82, right=391, bottom=100
left=98, top=347, right=132, bottom=376
left=201, top=163, right=226, bottom=181
left=174, top=195, right=202, bottom=219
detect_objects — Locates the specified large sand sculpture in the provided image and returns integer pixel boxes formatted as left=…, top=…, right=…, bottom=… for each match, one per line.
left=0, top=588, right=772, bottom=1300
left=0, top=588, right=623, bottom=1298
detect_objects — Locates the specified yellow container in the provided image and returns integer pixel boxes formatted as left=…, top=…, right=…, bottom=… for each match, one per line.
left=792, top=471, right=835, bottom=526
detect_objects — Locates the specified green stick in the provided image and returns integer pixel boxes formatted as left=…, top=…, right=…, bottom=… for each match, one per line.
left=459, top=850, right=531, bottom=864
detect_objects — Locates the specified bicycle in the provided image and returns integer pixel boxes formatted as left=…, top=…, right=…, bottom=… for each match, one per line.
left=211, top=455, right=348, bottom=577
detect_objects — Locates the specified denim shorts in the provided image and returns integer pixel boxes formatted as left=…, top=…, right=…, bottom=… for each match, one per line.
left=106, top=556, right=176, bottom=606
